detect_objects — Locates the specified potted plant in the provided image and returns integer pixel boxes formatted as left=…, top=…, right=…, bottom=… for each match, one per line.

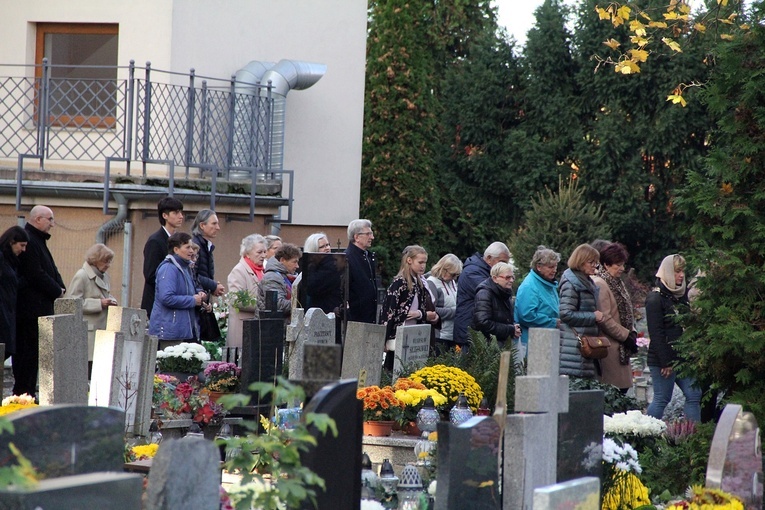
left=153, top=374, right=196, bottom=419
left=204, top=361, right=242, bottom=400
left=393, top=378, right=447, bottom=435
left=357, top=385, right=404, bottom=436
left=156, top=342, right=211, bottom=378
left=408, top=364, right=484, bottom=412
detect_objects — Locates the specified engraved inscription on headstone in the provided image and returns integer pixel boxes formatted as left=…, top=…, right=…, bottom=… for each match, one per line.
left=393, top=324, right=431, bottom=377
left=289, top=308, right=336, bottom=380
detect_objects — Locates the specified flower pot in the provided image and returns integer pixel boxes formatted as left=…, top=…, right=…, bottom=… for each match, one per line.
left=363, top=420, right=395, bottom=437
left=403, top=421, right=422, bottom=436
left=208, top=391, right=232, bottom=403
left=160, top=371, right=197, bottom=383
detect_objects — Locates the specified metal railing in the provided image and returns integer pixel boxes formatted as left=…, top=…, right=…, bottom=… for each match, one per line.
left=0, top=60, right=288, bottom=219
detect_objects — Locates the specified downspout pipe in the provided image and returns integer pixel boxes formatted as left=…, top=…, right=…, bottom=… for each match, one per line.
left=96, top=192, right=128, bottom=244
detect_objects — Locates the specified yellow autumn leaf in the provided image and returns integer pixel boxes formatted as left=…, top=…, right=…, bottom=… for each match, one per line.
left=629, top=49, right=649, bottom=62
left=720, top=34, right=734, bottom=40
left=615, top=60, right=641, bottom=74
left=717, top=0, right=729, bottom=5
left=694, top=23, right=707, bottom=32
left=649, top=21, right=668, bottom=28
left=629, top=19, right=647, bottom=36
left=603, top=38, right=621, bottom=50
left=666, top=94, right=687, bottom=107
left=728, top=12, right=738, bottom=20
left=719, top=18, right=733, bottom=24
left=740, top=23, right=751, bottom=30
left=662, top=37, right=683, bottom=52
left=596, top=7, right=611, bottom=20
left=617, top=5, right=632, bottom=20
left=630, top=35, right=650, bottom=47
left=612, top=15, right=625, bottom=27
left=640, top=11, right=652, bottom=21
left=664, top=11, right=679, bottom=20
left=679, top=3, right=691, bottom=14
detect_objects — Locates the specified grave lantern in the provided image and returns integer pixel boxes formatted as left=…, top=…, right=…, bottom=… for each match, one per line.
left=449, top=392, right=473, bottom=425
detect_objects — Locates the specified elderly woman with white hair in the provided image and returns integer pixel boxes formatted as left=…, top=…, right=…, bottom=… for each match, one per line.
left=226, top=234, right=267, bottom=348
left=426, top=254, right=462, bottom=352
left=472, top=262, right=521, bottom=348
left=514, top=245, right=562, bottom=360
left=293, top=232, right=340, bottom=312
left=66, top=243, right=118, bottom=363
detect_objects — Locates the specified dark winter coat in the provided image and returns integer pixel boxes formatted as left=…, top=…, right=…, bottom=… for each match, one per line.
left=257, top=259, right=293, bottom=314
left=192, top=234, right=218, bottom=294
left=17, top=223, right=65, bottom=321
left=558, top=268, right=599, bottom=378
left=345, top=243, right=378, bottom=323
left=454, top=253, right=491, bottom=345
left=381, top=276, right=428, bottom=341
left=645, top=280, right=688, bottom=368
left=141, top=227, right=170, bottom=316
left=0, top=246, right=21, bottom=356
left=472, top=277, right=516, bottom=345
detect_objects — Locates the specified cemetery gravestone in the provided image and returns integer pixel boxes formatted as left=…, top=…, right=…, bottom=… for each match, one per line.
left=299, top=343, right=342, bottom=399
left=706, top=403, right=763, bottom=509
left=0, top=472, right=143, bottom=509
left=435, top=416, right=502, bottom=510
left=300, top=380, right=363, bottom=510
left=533, top=477, right=600, bottom=510
left=38, top=298, right=89, bottom=405
left=341, top=321, right=386, bottom=387
left=89, top=306, right=156, bottom=437
left=288, top=308, right=336, bottom=380
left=146, top=436, right=221, bottom=510
left=504, top=328, right=569, bottom=510
left=241, top=317, right=284, bottom=407
left=285, top=308, right=306, bottom=348
left=0, top=405, right=126, bottom=478
left=557, top=390, right=604, bottom=483
left=392, top=324, right=431, bottom=378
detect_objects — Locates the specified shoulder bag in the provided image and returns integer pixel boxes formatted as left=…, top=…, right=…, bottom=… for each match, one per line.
left=571, top=326, right=611, bottom=360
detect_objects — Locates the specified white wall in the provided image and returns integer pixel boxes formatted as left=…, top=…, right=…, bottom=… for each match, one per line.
left=0, top=0, right=367, bottom=226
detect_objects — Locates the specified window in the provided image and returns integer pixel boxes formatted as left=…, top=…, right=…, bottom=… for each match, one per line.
left=35, top=23, right=119, bottom=128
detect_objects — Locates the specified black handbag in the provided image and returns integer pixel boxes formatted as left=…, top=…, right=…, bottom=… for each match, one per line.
left=199, top=308, right=222, bottom=342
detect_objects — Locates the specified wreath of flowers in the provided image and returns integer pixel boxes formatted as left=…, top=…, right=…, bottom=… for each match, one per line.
left=357, top=385, right=404, bottom=422
left=408, top=365, right=483, bottom=410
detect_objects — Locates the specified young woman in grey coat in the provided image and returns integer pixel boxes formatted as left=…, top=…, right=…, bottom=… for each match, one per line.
left=558, top=244, right=604, bottom=379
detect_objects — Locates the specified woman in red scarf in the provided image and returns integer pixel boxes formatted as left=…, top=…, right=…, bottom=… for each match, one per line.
left=226, top=234, right=267, bottom=348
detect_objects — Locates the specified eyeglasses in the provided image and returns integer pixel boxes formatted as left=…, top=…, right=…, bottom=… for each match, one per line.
left=357, top=231, right=374, bottom=237
left=318, top=243, right=331, bottom=250
left=496, top=274, right=515, bottom=281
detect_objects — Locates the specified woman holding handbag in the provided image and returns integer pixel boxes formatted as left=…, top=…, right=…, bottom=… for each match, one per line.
left=558, top=243, right=605, bottom=379
left=592, top=243, right=638, bottom=393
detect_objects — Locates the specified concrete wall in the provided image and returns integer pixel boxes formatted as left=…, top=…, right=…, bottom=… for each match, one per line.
left=0, top=0, right=367, bottom=228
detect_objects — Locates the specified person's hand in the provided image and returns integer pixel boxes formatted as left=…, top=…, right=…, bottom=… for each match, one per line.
left=624, top=330, right=638, bottom=353
left=406, top=310, right=421, bottom=320
left=426, top=311, right=438, bottom=322
left=660, top=366, right=673, bottom=378
left=202, top=302, right=213, bottom=312
left=214, top=283, right=225, bottom=296
left=101, top=297, right=117, bottom=309
left=60, top=289, right=66, bottom=298
left=594, top=310, right=604, bottom=323
left=556, top=319, right=562, bottom=328
left=194, top=291, right=206, bottom=306
left=513, top=324, right=521, bottom=338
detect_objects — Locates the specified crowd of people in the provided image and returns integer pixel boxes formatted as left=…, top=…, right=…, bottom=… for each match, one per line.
left=0, top=198, right=702, bottom=424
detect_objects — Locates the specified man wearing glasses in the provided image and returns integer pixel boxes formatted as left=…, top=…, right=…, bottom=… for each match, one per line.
left=14, top=205, right=66, bottom=397
left=345, top=219, right=378, bottom=324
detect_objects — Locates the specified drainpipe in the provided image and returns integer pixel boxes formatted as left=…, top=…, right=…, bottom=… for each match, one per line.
left=96, top=192, right=128, bottom=244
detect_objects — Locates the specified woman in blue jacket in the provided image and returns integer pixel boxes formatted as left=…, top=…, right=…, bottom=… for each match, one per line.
left=149, top=232, right=207, bottom=347
left=514, top=246, right=561, bottom=360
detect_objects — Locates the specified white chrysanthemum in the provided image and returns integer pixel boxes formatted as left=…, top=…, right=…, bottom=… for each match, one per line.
left=428, top=480, right=437, bottom=497
left=602, top=437, right=642, bottom=474
left=361, top=500, right=385, bottom=510
left=604, top=411, right=666, bottom=437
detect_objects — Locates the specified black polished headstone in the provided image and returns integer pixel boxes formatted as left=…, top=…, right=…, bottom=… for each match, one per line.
left=557, top=390, right=604, bottom=483
left=241, top=317, right=285, bottom=407
left=436, top=416, right=502, bottom=510
left=297, top=253, right=347, bottom=316
left=300, top=379, right=362, bottom=510
left=0, top=405, right=125, bottom=478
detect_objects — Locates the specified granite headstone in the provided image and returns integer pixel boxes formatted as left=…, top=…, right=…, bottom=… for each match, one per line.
left=341, top=321, right=385, bottom=387
left=241, top=317, right=285, bottom=407
left=288, top=308, right=336, bottom=380
left=392, top=324, right=431, bottom=378
left=533, top=477, right=600, bottom=510
left=0, top=472, right=143, bottom=509
left=557, top=390, right=604, bottom=483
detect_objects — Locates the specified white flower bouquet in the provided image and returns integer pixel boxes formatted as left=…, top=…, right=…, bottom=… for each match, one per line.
left=156, top=342, right=211, bottom=374
left=604, top=410, right=667, bottom=438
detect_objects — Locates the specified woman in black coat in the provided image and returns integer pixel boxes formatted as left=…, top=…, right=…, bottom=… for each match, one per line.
left=472, top=262, right=520, bottom=347
left=0, top=226, right=29, bottom=359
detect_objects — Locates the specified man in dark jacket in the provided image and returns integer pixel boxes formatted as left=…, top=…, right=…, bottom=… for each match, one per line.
left=141, top=196, right=184, bottom=317
left=345, top=219, right=378, bottom=323
left=14, top=205, right=66, bottom=396
left=453, top=242, right=511, bottom=346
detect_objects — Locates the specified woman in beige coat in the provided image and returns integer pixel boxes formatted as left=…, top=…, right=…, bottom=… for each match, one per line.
left=66, top=244, right=118, bottom=362
left=592, top=242, right=638, bottom=392
left=226, top=234, right=266, bottom=348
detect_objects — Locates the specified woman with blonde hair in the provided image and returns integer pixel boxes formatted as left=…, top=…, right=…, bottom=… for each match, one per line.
left=426, top=254, right=462, bottom=352
left=381, top=245, right=439, bottom=370
left=66, top=243, right=118, bottom=363
left=558, top=243, right=604, bottom=379
left=646, top=254, right=701, bottom=422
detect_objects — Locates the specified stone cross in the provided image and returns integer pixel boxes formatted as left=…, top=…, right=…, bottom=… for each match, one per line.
left=89, top=306, right=157, bottom=437
left=341, top=321, right=385, bottom=387
left=392, top=324, right=430, bottom=378
left=288, top=307, right=336, bottom=380
left=38, top=298, right=89, bottom=405
left=504, top=327, right=569, bottom=510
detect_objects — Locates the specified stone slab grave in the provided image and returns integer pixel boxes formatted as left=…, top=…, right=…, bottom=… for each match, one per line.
left=89, top=306, right=157, bottom=437
left=0, top=472, right=143, bottom=509
left=706, top=403, right=763, bottom=509
left=241, top=317, right=285, bottom=407
left=298, top=343, right=342, bottom=399
left=300, top=379, right=362, bottom=510
left=146, top=436, right=221, bottom=510
left=533, top=477, right=600, bottom=510
left=392, top=323, right=431, bottom=378
left=341, top=321, right=386, bottom=387
left=557, top=390, right=604, bottom=483
left=505, top=327, right=569, bottom=510
left=38, top=298, right=89, bottom=405
left=0, top=405, right=128, bottom=478
left=288, top=307, right=336, bottom=381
